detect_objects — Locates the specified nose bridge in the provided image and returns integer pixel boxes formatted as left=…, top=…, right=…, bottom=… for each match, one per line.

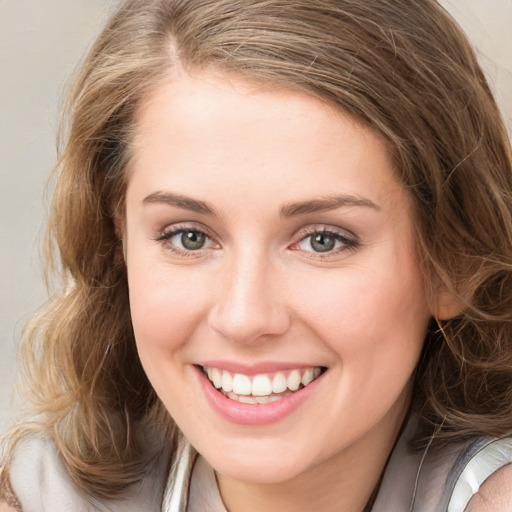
left=208, top=244, right=289, bottom=343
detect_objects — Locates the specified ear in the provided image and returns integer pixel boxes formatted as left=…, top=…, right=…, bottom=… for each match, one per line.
left=430, top=273, right=467, bottom=320
left=432, top=288, right=465, bottom=320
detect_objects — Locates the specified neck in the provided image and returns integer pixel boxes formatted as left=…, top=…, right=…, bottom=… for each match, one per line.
left=216, top=401, right=409, bottom=512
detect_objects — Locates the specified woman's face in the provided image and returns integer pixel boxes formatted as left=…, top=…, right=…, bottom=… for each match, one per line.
left=124, top=71, right=434, bottom=484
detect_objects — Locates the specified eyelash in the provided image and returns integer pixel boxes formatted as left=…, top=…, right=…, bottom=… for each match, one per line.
left=155, top=223, right=219, bottom=258
left=155, top=223, right=359, bottom=259
left=289, top=226, right=359, bottom=260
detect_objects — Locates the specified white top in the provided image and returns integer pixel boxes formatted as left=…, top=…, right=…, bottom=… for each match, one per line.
left=165, top=419, right=512, bottom=512
left=7, top=416, right=512, bottom=511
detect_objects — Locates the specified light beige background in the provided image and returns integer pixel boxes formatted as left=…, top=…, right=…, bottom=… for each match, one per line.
left=1, top=1, right=511, bottom=430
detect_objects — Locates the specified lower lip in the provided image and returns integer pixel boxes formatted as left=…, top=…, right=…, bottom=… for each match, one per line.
left=195, top=366, right=324, bottom=425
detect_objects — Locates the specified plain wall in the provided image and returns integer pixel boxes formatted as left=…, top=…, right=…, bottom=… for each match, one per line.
left=1, top=1, right=511, bottom=431
left=0, top=0, right=119, bottom=430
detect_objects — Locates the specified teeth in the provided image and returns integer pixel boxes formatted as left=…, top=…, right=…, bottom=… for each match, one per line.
left=301, top=368, right=314, bottom=386
left=221, top=371, right=233, bottom=392
left=238, top=395, right=258, bottom=404
left=225, top=392, right=284, bottom=404
left=272, top=372, right=287, bottom=393
left=204, top=366, right=323, bottom=400
left=211, top=368, right=222, bottom=389
left=232, top=373, right=251, bottom=395
left=287, top=369, right=301, bottom=391
left=252, top=374, right=273, bottom=396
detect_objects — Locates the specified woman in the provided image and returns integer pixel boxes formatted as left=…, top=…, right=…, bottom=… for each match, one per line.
left=2, top=0, right=512, bottom=510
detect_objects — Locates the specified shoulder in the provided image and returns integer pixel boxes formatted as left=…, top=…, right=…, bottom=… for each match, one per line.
left=465, top=463, right=512, bottom=512
left=448, top=435, right=512, bottom=512
left=7, top=435, right=88, bottom=511
left=7, top=434, right=168, bottom=512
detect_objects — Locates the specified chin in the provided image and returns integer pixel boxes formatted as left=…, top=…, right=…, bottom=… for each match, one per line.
left=198, top=436, right=321, bottom=484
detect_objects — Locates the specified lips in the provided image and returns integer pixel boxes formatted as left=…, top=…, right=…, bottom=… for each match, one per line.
left=197, top=363, right=326, bottom=425
left=202, top=366, right=324, bottom=404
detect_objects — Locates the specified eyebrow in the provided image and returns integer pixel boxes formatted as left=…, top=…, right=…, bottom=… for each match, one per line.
left=280, top=195, right=380, bottom=217
left=142, top=192, right=217, bottom=216
left=142, top=191, right=379, bottom=217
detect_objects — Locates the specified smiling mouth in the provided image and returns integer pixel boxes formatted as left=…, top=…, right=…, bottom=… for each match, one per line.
left=202, top=366, right=325, bottom=404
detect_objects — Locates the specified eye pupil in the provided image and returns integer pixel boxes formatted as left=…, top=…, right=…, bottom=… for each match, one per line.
left=181, top=230, right=206, bottom=250
left=310, top=233, right=335, bottom=252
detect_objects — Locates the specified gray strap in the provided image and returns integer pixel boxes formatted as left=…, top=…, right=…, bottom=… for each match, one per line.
left=447, top=438, right=512, bottom=512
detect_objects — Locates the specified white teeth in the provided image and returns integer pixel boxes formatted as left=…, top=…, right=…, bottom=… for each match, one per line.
left=221, top=371, right=233, bottom=392
left=232, top=373, right=252, bottom=395
left=238, top=395, right=258, bottom=404
left=204, top=366, right=323, bottom=401
left=272, top=372, right=288, bottom=393
left=301, top=368, right=314, bottom=386
left=225, top=392, right=282, bottom=404
left=287, top=369, right=301, bottom=391
left=211, top=368, right=222, bottom=389
left=252, top=375, right=273, bottom=396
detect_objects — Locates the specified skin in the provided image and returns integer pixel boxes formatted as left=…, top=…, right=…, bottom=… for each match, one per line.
left=123, top=70, right=452, bottom=512
left=465, top=464, right=512, bottom=511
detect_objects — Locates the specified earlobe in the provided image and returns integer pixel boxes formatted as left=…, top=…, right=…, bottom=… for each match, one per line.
left=428, top=267, right=468, bottom=321
left=431, top=287, right=466, bottom=321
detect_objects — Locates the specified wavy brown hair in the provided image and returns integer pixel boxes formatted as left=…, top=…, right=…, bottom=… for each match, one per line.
left=2, top=0, right=512, bottom=501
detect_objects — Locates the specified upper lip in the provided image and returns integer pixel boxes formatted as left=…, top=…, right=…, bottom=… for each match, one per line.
left=197, top=360, right=324, bottom=375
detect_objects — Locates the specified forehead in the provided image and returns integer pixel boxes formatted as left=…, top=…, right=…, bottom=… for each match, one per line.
left=127, top=71, right=406, bottom=217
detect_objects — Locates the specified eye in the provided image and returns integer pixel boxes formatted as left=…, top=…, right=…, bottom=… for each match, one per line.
left=291, top=227, right=358, bottom=257
left=177, top=229, right=208, bottom=250
left=156, top=225, right=218, bottom=255
left=303, top=232, right=339, bottom=253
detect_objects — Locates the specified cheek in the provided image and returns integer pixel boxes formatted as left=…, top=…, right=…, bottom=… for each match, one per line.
left=291, top=265, right=429, bottom=425
left=127, top=249, right=213, bottom=354
left=298, top=266, right=427, bottom=329
left=126, top=256, right=214, bottom=412
left=290, top=256, right=430, bottom=372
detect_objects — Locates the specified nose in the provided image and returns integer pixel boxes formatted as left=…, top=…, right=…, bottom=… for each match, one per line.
left=207, top=248, right=291, bottom=344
